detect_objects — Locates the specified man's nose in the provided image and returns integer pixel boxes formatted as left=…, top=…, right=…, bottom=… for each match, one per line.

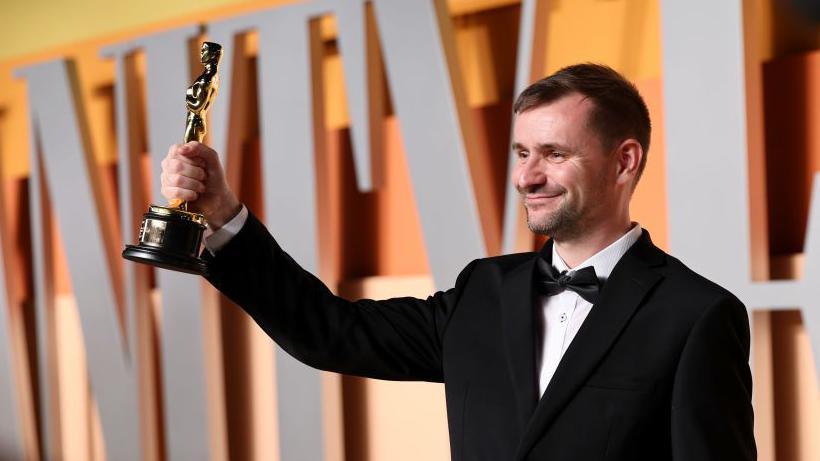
left=517, top=158, right=547, bottom=190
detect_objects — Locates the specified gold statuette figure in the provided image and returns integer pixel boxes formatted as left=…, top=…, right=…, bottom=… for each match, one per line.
left=170, top=41, right=222, bottom=209
left=122, top=42, right=223, bottom=275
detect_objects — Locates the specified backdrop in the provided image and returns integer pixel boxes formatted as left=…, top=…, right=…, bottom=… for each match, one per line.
left=0, top=0, right=818, bottom=460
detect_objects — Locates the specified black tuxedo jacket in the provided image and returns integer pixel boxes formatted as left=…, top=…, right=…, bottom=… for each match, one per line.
left=204, top=212, right=756, bottom=460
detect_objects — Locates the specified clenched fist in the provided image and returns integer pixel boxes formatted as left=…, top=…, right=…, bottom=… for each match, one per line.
left=160, top=141, right=241, bottom=230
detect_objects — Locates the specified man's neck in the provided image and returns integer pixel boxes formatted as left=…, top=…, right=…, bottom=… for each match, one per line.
left=553, top=218, right=634, bottom=268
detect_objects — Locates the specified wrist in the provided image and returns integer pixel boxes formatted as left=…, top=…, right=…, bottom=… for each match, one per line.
left=206, top=193, right=242, bottom=230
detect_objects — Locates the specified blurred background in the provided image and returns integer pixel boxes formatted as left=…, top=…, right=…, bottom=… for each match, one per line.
left=0, top=0, right=818, bottom=460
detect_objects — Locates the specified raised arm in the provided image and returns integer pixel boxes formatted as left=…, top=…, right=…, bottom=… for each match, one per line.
left=202, top=211, right=475, bottom=381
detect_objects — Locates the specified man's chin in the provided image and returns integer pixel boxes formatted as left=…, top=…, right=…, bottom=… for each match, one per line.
left=525, top=206, right=555, bottom=221
left=525, top=212, right=557, bottom=236
left=526, top=206, right=581, bottom=236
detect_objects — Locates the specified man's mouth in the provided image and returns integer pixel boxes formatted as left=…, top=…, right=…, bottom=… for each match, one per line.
left=523, top=193, right=563, bottom=206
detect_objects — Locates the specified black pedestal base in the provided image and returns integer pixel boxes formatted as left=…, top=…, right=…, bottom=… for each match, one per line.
left=123, top=244, right=207, bottom=275
left=122, top=205, right=208, bottom=276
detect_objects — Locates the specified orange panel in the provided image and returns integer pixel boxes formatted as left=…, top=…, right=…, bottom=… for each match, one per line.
left=631, top=77, right=667, bottom=250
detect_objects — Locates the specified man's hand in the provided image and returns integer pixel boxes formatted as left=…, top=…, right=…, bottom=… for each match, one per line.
left=160, top=141, right=241, bottom=230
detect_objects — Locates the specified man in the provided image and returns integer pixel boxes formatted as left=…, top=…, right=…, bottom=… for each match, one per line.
left=161, top=64, right=756, bottom=460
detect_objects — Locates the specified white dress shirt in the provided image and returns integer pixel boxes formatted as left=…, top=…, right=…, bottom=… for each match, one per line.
left=536, top=224, right=643, bottom=397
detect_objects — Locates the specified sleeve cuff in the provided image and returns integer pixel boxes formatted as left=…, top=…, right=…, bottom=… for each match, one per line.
left=204, top=204, right=248, bottom=255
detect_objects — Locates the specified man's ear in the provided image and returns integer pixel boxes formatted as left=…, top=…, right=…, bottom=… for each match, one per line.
left=614, top=139, right=643, bottom=187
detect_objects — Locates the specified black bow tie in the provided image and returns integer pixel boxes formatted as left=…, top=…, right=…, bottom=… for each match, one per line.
left=535, top=258, right=601, bottom=304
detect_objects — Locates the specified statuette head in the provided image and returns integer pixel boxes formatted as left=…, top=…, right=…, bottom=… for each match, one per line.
left=200, top=42, right=222, bottom=66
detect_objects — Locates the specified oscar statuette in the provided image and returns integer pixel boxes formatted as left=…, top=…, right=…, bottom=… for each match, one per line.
left=122, top=41, right=222, bottom=275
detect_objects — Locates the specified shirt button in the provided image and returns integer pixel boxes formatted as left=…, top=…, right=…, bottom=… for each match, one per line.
left=560, top=313, right=567, bottom=323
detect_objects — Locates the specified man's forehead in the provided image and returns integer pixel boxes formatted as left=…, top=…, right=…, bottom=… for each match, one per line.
left=513, top=94, right=594, bottom=143
left=517, top=92, right=595, bottom=120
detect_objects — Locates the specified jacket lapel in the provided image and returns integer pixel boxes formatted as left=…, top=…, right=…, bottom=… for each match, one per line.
left=515, top=232, right=666, bottom=459
left=500, top=250, right=542, bottom=432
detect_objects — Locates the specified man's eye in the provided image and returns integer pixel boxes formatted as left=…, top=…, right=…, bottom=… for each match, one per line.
left=547, top=151, right=567, bottom=162
left=516, top=150, right=529, bottom=160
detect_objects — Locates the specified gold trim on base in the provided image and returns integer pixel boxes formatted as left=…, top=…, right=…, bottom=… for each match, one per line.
left=148, top=205, right=206, bottom=226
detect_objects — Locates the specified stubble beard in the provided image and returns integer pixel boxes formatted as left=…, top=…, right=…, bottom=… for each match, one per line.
left=525, top=195, right=584, bottom=241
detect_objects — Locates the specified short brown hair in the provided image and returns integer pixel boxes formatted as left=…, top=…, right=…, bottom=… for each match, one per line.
left=513, top=63, right=651, bottom=182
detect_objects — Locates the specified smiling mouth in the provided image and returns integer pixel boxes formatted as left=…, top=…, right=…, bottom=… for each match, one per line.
left=524, top=193, right=563, bottom=206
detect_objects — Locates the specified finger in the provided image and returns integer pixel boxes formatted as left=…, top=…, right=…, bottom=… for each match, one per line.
left=178, top=141, right=204, bottom=158
left=166, top=143, right=182, bottom=159
left=160, top=170, right=172, bottom=188
left=180, top=141, right=220, bottom=170
left=164, top=173, right=206, bottom=193
left=165, top=159, right=207, bottom=181
left=168, top=146, right=205, bottom=166
left=162, top=186, right=199, bottom=203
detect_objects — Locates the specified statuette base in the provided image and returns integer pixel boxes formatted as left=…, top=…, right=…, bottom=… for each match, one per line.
left=122, top=205, right=208, bottom=275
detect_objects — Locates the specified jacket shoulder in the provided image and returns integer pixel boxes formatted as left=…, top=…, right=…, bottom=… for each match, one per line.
left=449, top=252, right=536, bottom=290
left=657, top=252, right=743, bottom=307
left=475, top=252, right=537, bottom=271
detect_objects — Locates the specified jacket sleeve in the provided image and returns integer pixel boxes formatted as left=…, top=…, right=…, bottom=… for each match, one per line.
left=202, top=211, right=476, bottom=382
left=670, top=294, right=757, bottom=460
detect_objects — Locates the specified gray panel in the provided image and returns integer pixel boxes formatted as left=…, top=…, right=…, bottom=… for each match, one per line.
left=0, top=208, right=24, bottom=460
left=661, top=0, right=820, bottom=376
left=502, top=0, right=543, bottom=254
left=99, top=44, right=140, bottom=388
left=796, top=174, right=820, bottom=375
left=661, top=0, right=752, bottom=288
left=372, top=0, right=486, bottom=288
left=17, top=60, right=141, bottom=461
left=334, top=0, right=374, bottom=191
left=124, top=26, right=220, bottom=461
left=255, top=4, right=328, bottom=460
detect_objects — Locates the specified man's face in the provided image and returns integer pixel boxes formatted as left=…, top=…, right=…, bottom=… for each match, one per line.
left=511, top=93, right=617, bottom=240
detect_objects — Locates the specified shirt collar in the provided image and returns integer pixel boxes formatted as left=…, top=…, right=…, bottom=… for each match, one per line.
left=551, top=223, right=643, bottom=282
